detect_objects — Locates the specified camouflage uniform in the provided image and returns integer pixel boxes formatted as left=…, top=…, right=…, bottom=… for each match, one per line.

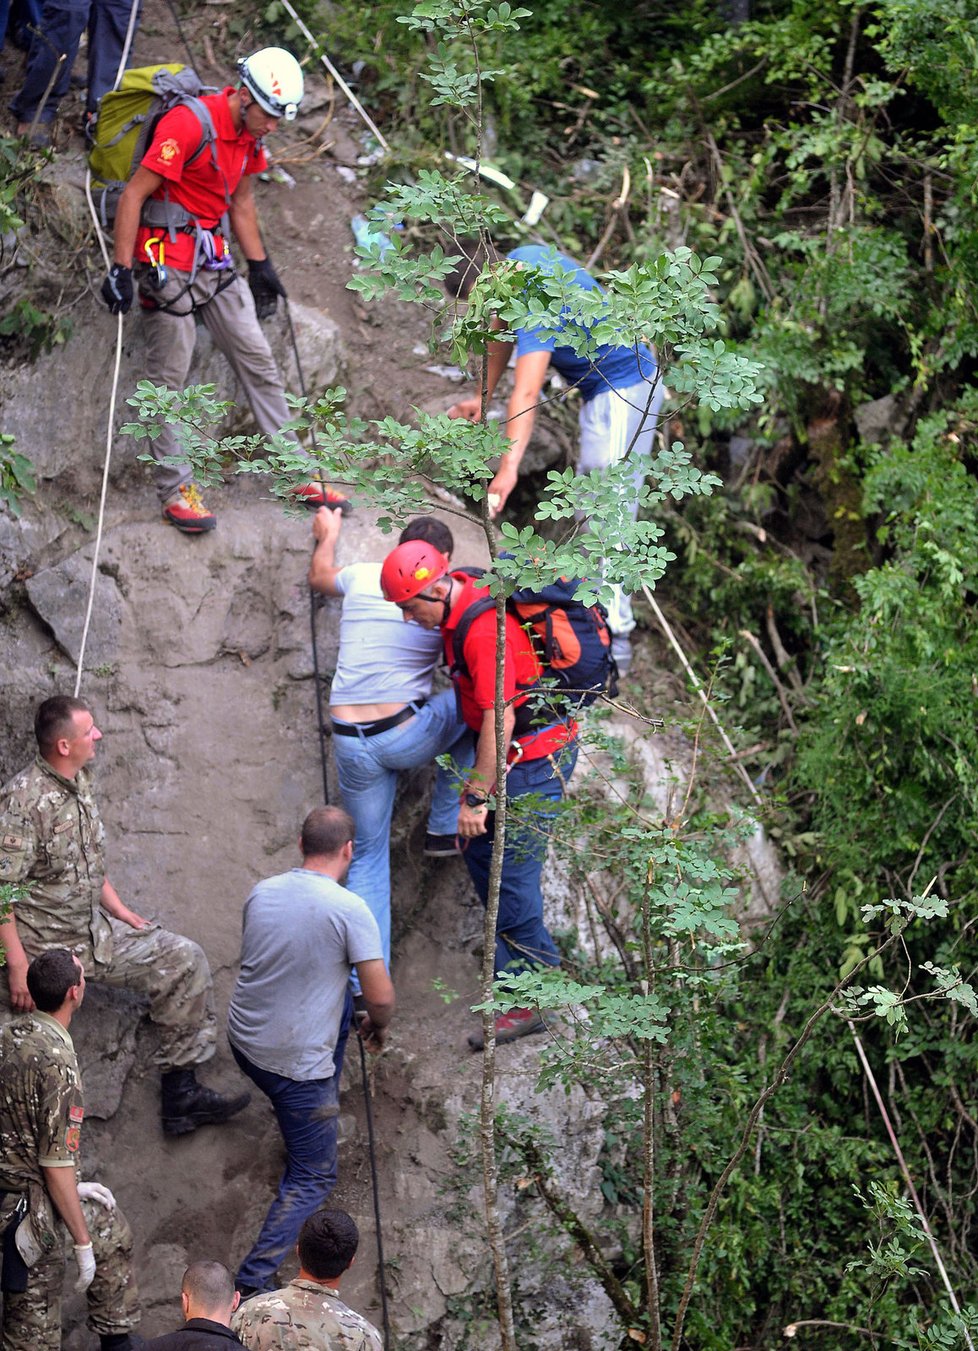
left=0, top=756, right=217, bottom=1067
left=231, top=1279, right=383, bottom=1350
left=0, top=1013, right=140, bottom=1349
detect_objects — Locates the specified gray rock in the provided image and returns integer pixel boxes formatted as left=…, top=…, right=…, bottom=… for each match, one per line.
left=25, top=550, right=124, bottom=667
left=854, top=394, right=901, bottom=445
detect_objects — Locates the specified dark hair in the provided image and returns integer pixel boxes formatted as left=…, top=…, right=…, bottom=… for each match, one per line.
left=34, top=697, right=91, bottom=755
left=182, top=1260, right=236, bottom=1313
left=27, top=948, right=81, bottom=1012
left=300, top=806, right=355, bottom=859
left=297, top=1208, right=359, bottom=1279
left=444, top=238, right=503, bottom=300
left=399, top=516, right=454, bottom=557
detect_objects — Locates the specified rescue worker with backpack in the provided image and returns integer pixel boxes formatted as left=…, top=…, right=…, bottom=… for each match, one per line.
left=99, top=47, right=351, bottom=533
left=380, top=540, right=613, bottom=1050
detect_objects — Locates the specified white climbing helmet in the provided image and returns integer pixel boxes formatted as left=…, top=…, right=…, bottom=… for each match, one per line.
left=238, top=47, right=304, bottom=122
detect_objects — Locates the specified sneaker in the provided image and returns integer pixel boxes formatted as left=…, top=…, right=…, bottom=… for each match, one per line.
left=162, top=483, right=217, bottom=534
left=424, top=832, right=459, bottom=857
left=289, top=482, right=353, bottom=513
left=468, top=1007, right=546, bottom=1052
left=610, top=632, right=632, bottom=677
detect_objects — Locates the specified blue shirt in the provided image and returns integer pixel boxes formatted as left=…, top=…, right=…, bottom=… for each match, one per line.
left=507, top=246, right=656, bottom=403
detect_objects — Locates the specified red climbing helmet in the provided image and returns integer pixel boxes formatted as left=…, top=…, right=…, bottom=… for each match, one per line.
left=380, top=541, right=450, bottom=604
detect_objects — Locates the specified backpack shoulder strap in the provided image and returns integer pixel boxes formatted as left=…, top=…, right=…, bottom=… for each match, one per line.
left=448, top=588, right=494, bottom=683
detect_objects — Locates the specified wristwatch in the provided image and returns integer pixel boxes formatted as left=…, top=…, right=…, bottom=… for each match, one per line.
left=463, top=791, right=489, bottom=809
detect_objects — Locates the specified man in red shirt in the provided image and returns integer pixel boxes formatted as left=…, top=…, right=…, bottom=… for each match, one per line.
left=380, top=540, right=579, bottom=1049
left=101, top=48, right=349, bottom=534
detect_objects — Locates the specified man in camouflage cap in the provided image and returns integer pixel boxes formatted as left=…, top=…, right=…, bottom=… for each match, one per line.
left=232, top=1207, right=382, bottom=1350
left=0, top=948, right=141, bottom=1350
left=0, top=695, right=249, bottom=1135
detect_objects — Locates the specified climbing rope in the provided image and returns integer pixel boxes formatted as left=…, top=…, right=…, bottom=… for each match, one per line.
left=357, top=1031, right=393, bottom=1350
left=71, top=0, right=141, bottom=695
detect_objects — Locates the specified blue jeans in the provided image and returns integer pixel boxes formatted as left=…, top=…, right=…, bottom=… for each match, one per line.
left=230, top=996, right=351, bottom=1292
left=462, top=741, right=578, bottom=977
left=9, top=0, right=140, bottom=123
left=332, top=689, right=473, bottom=968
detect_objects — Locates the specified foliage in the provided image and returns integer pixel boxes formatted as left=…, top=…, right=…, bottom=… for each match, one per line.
left=119, top=0, right=978, bottom=1345
left=0, top=435, right=36, bottom=518
left=0, top=297, right=72, bottom=362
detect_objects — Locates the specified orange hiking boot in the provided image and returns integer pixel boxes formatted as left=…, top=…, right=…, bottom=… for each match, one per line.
left=162, top=484, right=217, bottom=534
left=289, top=482, right=353, bottom=513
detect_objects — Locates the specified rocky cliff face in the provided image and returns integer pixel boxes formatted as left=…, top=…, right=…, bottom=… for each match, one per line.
left=0, top=24, right=780, bottom=1339
left=0, top=234, right=628, bottom=1346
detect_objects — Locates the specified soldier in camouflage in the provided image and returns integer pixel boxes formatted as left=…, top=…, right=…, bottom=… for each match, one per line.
left=0, top=695, right=249, bottom=1135
left=0, top=947, right=141, bottom=1350
left=232, top=1207, right=382, bottom=1351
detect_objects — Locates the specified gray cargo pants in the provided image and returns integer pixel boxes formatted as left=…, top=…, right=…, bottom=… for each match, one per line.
left=136, top=266, right=298, bottom=502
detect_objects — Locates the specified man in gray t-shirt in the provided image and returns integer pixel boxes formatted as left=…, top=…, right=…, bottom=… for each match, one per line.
left=227, top=805, right=395, bottom=1297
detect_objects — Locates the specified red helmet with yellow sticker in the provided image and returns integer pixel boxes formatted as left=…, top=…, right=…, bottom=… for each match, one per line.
left=380, top=541, right=450, bottom=604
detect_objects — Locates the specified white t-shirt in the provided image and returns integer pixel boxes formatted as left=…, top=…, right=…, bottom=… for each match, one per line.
left=329, top=562, right=444, bottom=706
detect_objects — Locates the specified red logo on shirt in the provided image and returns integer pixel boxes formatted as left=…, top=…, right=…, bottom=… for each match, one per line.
left=157, top=138, right=179, bottom=164
left=65, top=1126, right=81, bottom=1152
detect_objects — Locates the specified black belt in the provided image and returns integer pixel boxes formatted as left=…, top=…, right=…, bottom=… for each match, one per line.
left=331, top=699, right=427, bottom=738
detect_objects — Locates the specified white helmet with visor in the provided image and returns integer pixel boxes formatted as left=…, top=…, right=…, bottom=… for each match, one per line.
left=238, top=47, right=304, bottom=122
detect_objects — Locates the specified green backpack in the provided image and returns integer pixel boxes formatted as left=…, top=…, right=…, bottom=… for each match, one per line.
left=88, top=63, right=221, bottom=231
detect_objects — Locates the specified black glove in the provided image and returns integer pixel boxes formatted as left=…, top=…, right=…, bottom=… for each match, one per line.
left=101, top=264, right=133, bottom=315
left=247, top=257, right=286, bottom=320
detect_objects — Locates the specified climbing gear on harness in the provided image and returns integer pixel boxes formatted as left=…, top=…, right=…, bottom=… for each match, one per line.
left=142, top=236, right=167, bottom=289
left=162, top=483, right=217, bottom=534
left=199, top=228, right=232, bottom=272
left=380, top=541, right=451, bottom=604
left=247, top=256, right=287, bottom=319
left=468, top=1007, right=547, bottom=1051
left=88, top=65, right=220, bottom=229
left=160, top=1068, right=250, bottom=1136
left=289, top=482, right=353, bottom=512
left=101, top=264, right=134, bottom=314
left=237, top=47, right=304, bottom=122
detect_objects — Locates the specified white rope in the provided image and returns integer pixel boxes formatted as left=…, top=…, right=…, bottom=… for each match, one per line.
left=70, top=0, right=140, bottom=694
left=276, top=0, right=391, bottom=153
left=641, top=581, right=763, bottom=806
left=75, top=168, right=124, bottom=696
left=111, top=0, right=141, bottom=91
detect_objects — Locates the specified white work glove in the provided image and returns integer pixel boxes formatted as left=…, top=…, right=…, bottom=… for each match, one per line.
left=73, top=1242, right=96, bottom=1292
left=77, top=1181, right=116, bottom=1210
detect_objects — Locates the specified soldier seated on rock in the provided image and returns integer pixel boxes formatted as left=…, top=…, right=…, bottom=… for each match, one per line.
left=232, top=1208, right=382, bottom=1350
left=0, top=694, right=250, bottom=1136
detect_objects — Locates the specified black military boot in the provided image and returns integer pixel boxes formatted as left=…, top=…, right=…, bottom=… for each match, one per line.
left=160, top=1068, right=250, bottom=1136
